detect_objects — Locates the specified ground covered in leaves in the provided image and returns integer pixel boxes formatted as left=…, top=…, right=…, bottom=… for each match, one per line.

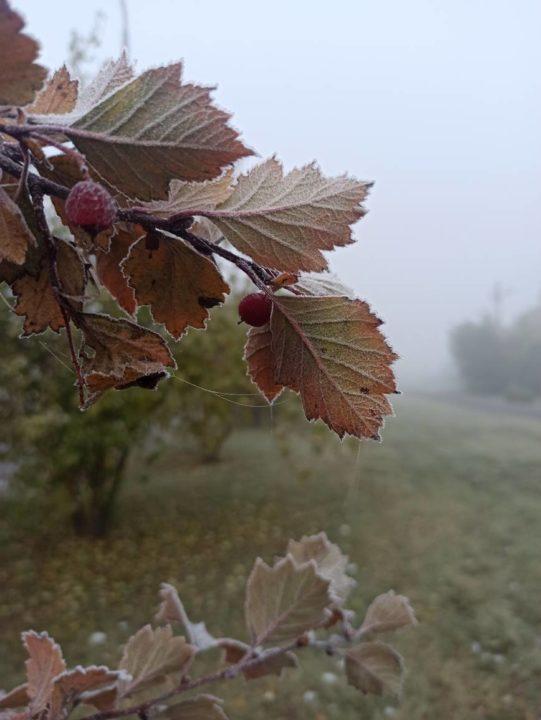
left=1, top=396, right=540, bottom=720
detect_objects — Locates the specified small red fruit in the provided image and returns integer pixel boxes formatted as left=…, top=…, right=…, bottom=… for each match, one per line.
left=238, top=292, right=272, bottom=327
left=65, top=180, right=116, bottom=234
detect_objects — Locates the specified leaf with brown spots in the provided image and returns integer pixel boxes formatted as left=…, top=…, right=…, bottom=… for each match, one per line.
left=11, top=239, right=85, bottom=336
left=246, top=293, right=397, bottom=440
left=77, top=312, right=175, bottom=405
left=26, top=65, right=78, bottom=114
left=95, top=226, right=138, bottom=315
left=124, top=232, right=229, bottom=339
left=0, top=186, right=36, bottom=265
left=0, top=0, right=47, bottom=105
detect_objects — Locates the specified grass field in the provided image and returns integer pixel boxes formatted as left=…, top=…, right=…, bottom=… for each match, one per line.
left=1, top=396, right=540, bottom=719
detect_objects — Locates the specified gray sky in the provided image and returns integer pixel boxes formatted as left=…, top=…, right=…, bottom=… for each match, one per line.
left=19, top=0, right=541, bottom=386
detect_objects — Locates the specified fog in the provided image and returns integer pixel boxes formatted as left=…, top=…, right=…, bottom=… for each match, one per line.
left=20, top=0, right=541, bottom=388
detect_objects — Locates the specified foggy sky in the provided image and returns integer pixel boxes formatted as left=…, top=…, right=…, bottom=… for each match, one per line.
left=19, top=0, right=541, bottom=386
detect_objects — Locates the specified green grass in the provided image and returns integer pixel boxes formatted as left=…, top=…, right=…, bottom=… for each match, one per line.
left=1, top=396, right=541, bottom=719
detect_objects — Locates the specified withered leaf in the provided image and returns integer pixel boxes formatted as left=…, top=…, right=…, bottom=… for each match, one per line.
left=119, top=625, right=194, bottom=698
left=286, top=532, right=355, bottom=605
left=95, top=226, right=138, bottom=315
left=252, top=294, right=397, bottom=440
left=26, top=66, right=78, bottom=115
left=12, top=239, right=85, bottom=336
left=22, top=631, right=66, bottom=718
left=360, top=590, right=417, bottom=636
left=244, top=323, right=284, bottom=403
left=77, top=313, right=175, bottom=404
left=220, top=640, right=297, bottom=681
left=162, top=695, right=228, bottom=720
left=124, top=233, right=230, bottom=339
left=66, top=64, right=251, bottom=200
left=0, top=0, right=47, bottom=105
left=0, top=685, right=28, bottom=710
left=155, top=584, right=216, bottom=651
left=137, top=171, right=233, bottom=219
left=0, top=186, right=36, bottom=265
left=245, top=555, right=331, bottom=646
left=345, top=641, right=404, bottom=697
left=203, top=158, right=371, bottom=272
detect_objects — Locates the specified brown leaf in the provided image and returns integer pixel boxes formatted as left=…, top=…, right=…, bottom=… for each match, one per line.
left=286, top=532, right=355, bottom=605
left=162, top=695, right=227, bottom=720
left=155, top=584, right=216, bottom=651
left=136, top=171, right=233, bottom=219
left=203, top=158, right=371, bottom=272
left=0, top=0, right=47, bottom=105
left=118, top=625, right=194, bottom=698
left=124, top=233, right=230, bottom=339
left=68, top=64, right=252, bottom=200
left=0, top=186, right=36, bottom=265
left=360, top=591, right=417, bottom=636
left=77, top=313, right=175, bottom=404
left=22, top=631, right=66, bottom=718
left=244, top=324, right=284, bottom=403
left=345, top=641, right=404, bottom=697
left=26, top=66, right=78, bottom=115
left=95, top=226, right=138, bottom=314
left=51, top=666, right=118, bottom=708
left=12, top=239, right=85, bottom=336
left=245, top=555, right=331, bottom=646
left=220, top=640, right=297, bottom=681
left=0, top=685, right=28, bottom=710
left=263, top=294, right=397, bottom=440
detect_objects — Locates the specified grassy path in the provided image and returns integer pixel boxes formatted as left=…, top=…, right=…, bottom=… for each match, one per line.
left=1, top=396, right=540, bottom=719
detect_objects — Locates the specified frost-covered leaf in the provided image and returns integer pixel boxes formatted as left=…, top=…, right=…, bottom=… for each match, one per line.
left=162, top=695, right=227, bottom=720
left=245, top=555, right=331, bottom=646
left=95, top=226, right=138, bottom=315
left=244, top=323, right=284, bottom=403
left=345, top=641, right=404, bottom=697
left=261, top=294, right=398, bottom=440
left=50, top=666, right=119, bottom=717
left=22, top=631, right=65, bottom=717
left=124, top=232, right=230, bottom=339
left=360, top=591, right=417, bottom=636
left=221, top=640, right=298, bottom=680
left=0, top=186, right=36, bottom=265
left=286, top=532, right=355, bottom=605
left=62, top=64, right=251, bottom=200
left=119, top=625, right=194, bottom=697
left=155, top=584, right=216, bottom=651
left=137, top=172, right=233, bottom=219
left=204, top=158, right=371, bottom=272
left=26, top=66, right=78, bottom=115
left=77, top=313, right=175, bottom=404
left=294, top=271, right=355, bottom=298
left=189, top=218, right=223, bottom=245
left=0, top=685, right=28, bottom=710
left=12, top=239, right=85, bottom=336
left=0, top=0, right=46, bottom=105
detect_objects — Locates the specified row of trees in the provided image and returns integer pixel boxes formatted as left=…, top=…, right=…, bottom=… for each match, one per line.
left=450, top=301, right=541, bottom=399
left=0, top=289, right=258, bottom=536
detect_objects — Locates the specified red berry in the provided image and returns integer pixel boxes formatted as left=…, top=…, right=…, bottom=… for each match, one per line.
left=65, top=180, right=116, bottom=234
left=238, top=292, right=272, bottom=327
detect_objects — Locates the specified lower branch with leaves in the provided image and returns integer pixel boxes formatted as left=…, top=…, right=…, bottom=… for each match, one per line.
left=0, top=533, right=416, bottom=720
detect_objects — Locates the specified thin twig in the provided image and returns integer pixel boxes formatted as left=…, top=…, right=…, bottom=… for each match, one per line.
left=13, top=143, right=30, bottom=202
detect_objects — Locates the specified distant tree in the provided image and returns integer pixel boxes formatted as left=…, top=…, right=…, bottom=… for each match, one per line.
left=450, top=315, right=508, bottom=395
